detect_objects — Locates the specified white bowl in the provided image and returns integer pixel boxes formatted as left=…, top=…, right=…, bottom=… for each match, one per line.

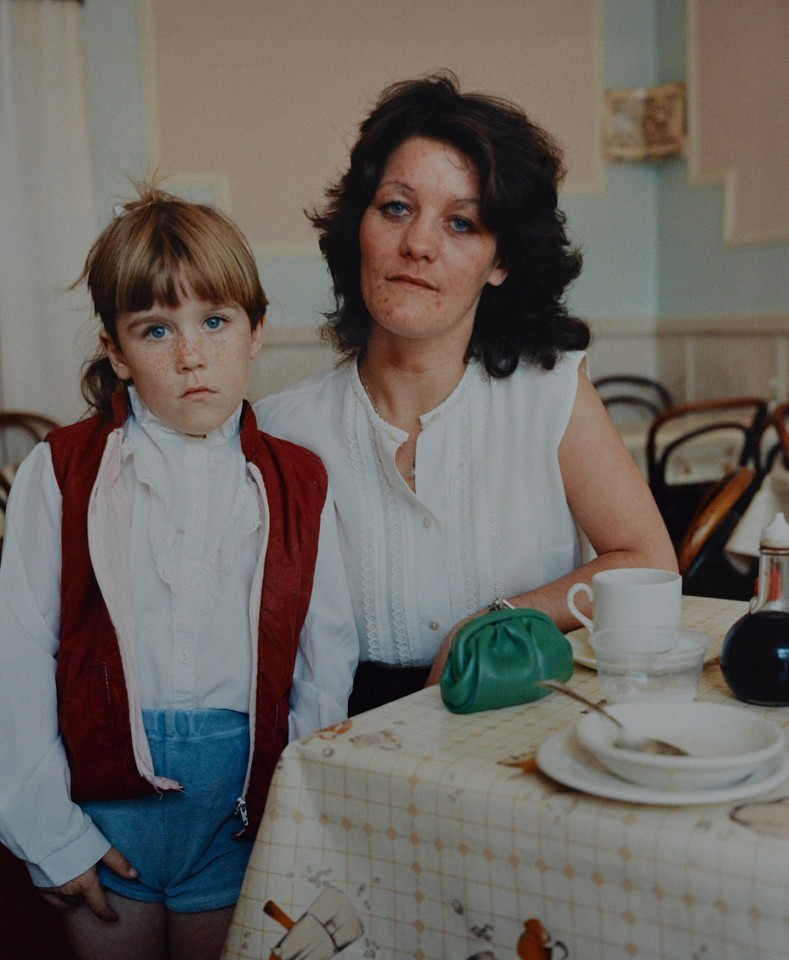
left=575, top=701, right=785, bottom=792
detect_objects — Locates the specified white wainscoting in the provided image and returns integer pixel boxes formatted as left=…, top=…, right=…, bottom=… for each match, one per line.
left=250, top=325, right=337, bottom=402
left=589, top=315, right=789, bottom=404
left=250, top=315, right=789, bottom=406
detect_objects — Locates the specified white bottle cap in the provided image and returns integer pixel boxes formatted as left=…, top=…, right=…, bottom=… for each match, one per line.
left=760, top=512, right=789, bottom=548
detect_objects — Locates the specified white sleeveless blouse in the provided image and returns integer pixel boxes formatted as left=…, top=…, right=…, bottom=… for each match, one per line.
left=256, top=352, right=584, bottom=666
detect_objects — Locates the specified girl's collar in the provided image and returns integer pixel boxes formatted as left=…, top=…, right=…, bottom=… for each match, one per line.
left=124, top=385, right=242, bottom=442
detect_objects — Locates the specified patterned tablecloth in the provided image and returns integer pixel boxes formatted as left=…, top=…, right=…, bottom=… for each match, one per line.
left=223, top=596, right=789, bottom=960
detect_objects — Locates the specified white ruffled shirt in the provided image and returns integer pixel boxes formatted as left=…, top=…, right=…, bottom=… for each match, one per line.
left=0, top=389, right=357, bottom=886
left=256, top=354, right=584, bottom=667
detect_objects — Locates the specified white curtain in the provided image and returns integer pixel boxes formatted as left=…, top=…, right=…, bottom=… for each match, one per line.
left=0, top=0, right=97, bottom=423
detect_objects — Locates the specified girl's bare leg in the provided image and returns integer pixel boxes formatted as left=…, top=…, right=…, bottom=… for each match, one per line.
left=62, top=890, right=168, bottom=960
left=169, top=905, right=236, bottom=960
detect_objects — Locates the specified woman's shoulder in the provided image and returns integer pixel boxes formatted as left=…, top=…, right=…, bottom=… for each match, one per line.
left=485, top=350, right=585, bottom=392
left=255, top=364, right=350, bottom=439
left=483, top=352, right=584, bottom=439
left=523, top=350, right=585, bottom=377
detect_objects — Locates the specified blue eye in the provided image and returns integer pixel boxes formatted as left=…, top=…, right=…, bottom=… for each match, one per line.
left=204, top=315, right=226, bottom=331
left=382, top=200, right=408, bottom=218
left=145, top=324, right=169, bottom=340
left=450, top=216, right=474, bottom=234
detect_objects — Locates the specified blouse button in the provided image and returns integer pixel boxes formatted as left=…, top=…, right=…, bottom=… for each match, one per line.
left=429, top=620, right=440, bottom=631
left=422, top=517, right=431, bottom=529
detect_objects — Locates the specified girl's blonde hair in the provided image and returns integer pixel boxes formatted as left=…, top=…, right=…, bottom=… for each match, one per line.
left=79, top=181, right=268, bottom=416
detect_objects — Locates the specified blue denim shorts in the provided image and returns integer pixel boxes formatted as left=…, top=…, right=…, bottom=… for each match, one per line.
left=78, top=708, right=251, bottom=913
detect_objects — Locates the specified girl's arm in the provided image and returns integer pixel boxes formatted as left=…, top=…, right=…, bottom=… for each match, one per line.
left=0, top=445, right=111, bottom=887
left=40, top=847, right=137, bottom=920
left=426, top=368, right=676, bottom=685
left=288, top=486, right=360, bottom=736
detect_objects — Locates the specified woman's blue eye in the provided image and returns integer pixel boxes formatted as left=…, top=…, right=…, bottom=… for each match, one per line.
left=204, top=315, right=225, bottom=331
left=383, top=200, right=408, bottom=217
left=450, top=217, right=474, bottom=234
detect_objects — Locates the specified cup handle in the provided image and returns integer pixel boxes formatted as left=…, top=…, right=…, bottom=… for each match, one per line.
left=566, top=582, right=594, bottom=632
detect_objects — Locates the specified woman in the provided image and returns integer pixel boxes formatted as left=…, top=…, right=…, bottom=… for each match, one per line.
left=256, top=72, right=676, bottom=714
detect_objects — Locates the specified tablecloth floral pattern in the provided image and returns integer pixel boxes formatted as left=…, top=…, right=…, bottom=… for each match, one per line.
left=223, top=596, right=789, bottom=960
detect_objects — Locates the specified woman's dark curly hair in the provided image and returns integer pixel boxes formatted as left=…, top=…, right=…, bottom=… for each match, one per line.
left=309, top=71, right=589, bottom=375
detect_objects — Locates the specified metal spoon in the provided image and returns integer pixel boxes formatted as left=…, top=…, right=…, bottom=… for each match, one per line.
left=536, top=680, right=689, bottom=756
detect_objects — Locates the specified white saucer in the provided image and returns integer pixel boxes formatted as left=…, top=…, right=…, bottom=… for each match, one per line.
left=566, top=626, right=722, bottom=670
left=564, top=628, right=600, bottom=669
left=536, top=727, right=789, bottom=805
left=565, top=594, right=747, bottom=670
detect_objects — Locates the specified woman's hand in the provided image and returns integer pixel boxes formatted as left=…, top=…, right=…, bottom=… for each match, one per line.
left=39, top=846, right=138, bottom=921
left=425, top=632, right=453, bottom=688
left=425, top=612, right=477, bottom=687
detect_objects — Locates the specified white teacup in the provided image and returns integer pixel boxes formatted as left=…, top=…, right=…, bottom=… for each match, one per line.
left=566, top=567, right=682, bottom=634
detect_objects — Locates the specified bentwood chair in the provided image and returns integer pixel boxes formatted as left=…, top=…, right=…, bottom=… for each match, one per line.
left=0, top=410, right=58, bottom=462
left=646, top=396, right=768, bottom=549
left=677, top=466, right=759, bottom=600
left=754, top=401, right=789, bottom=478
left=0, top=411, right=58, bottom=559
left=593, top=375, right=673, bottom=423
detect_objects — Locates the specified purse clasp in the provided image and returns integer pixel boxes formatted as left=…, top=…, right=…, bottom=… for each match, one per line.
left=489, top=596, right=515, bottom=611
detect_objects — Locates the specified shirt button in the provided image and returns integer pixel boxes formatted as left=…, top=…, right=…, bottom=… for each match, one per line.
left=178, top=651, right=191, bottom=664
left=423, top=517, right=431, bottom=529
left=429, top=620, right=440, bottom=631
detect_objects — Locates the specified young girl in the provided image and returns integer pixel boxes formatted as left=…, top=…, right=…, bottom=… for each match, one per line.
left=0, top=184, right=358, bottom=960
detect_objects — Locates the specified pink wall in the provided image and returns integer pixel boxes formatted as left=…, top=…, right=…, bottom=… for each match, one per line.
left=689, top=0, right=789, bottom=245
left=148, top=0, right=602, bottom=250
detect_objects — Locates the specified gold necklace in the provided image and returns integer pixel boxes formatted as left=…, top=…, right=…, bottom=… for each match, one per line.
left=359, top=368, right=418, bottom=479
left=398, top=438, right=417, bottom=479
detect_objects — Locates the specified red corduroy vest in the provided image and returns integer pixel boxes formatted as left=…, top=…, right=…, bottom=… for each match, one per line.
left=48, top=395, right=327, bottom=837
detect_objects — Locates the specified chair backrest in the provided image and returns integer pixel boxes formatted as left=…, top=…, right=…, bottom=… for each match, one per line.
left=677, top=466, right=759, bottom=601
left=0, top=411, right=59, bottom=560
left=677, top=467, right=757, bottom=577
left=645, top=396, right=767, bottom=547
left=593, top=375, right=673, bottom=423
left=0, top=411, right=58, bottom=464
left=755, top=401, right=789, bottom=478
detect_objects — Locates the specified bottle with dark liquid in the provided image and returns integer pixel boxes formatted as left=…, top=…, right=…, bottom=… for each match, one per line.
left=721, top=512, right=789, bottom=706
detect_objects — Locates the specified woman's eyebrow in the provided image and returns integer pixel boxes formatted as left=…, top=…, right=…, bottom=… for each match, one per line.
left=377, top=178, right=415, bottom=193
left=377, top=180, right=481, bottom=207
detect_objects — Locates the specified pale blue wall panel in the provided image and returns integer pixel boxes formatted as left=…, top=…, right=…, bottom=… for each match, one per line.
left=564, top=164, right=658, bottom=319
left=82, top=0, right=149, bottom=227
left=658, top=163, right=789, bottom=316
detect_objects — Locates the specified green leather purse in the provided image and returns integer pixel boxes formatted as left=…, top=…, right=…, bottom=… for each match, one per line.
left=440, top=601, right=574, bottom=714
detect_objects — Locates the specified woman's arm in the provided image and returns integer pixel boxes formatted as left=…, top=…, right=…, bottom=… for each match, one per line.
left=426, top=368, right=676, bottom=685
left=509, top=368, right=676, bottom=624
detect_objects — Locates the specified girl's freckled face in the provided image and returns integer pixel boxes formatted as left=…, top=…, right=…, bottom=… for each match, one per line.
left=101, top=290, right=263, bottom=435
